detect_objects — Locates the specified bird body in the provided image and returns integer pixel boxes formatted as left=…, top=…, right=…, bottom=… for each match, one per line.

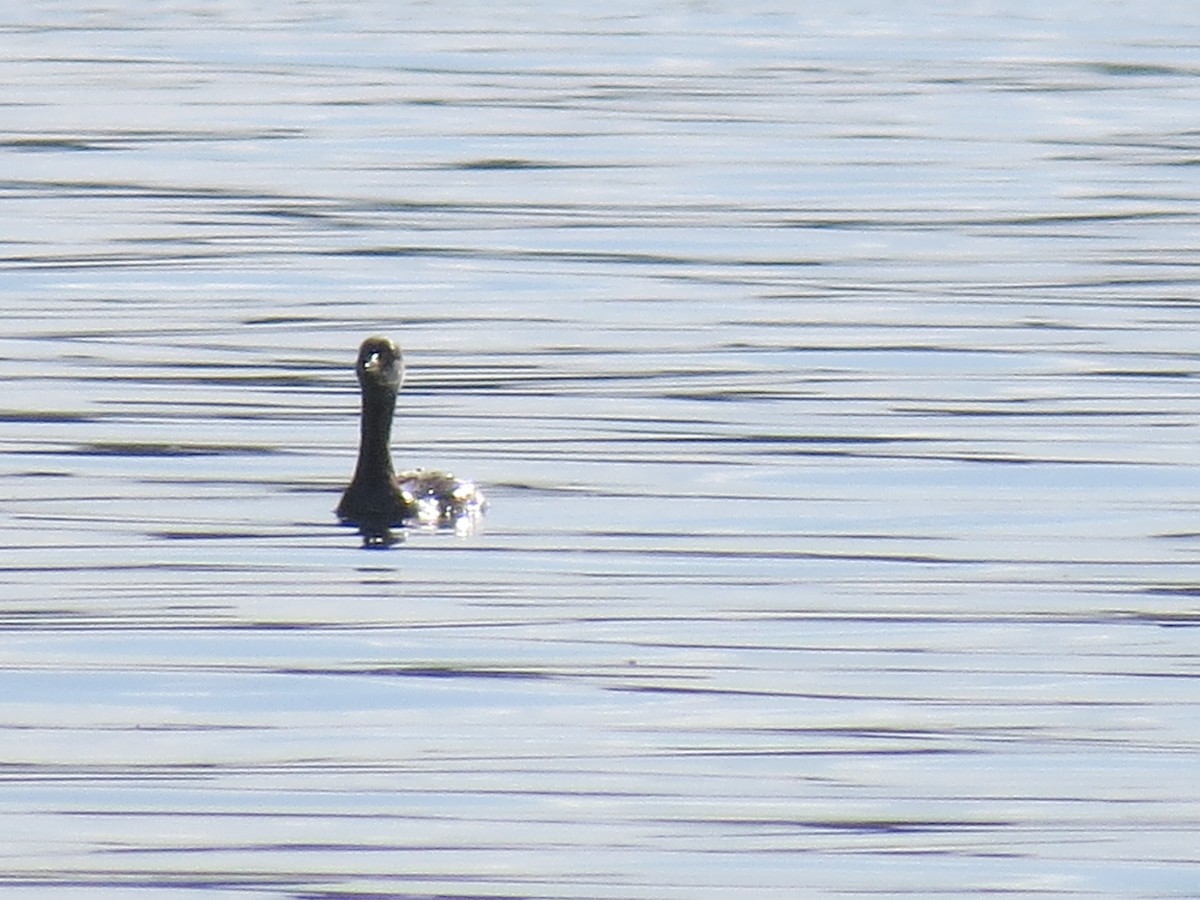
left=337, top=336, right=485, bottom=546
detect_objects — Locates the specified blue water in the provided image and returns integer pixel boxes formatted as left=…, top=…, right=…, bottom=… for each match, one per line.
left=2, top=3, right=1199, bottom=897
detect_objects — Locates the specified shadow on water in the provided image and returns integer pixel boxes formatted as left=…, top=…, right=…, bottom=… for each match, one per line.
left=1, top=3, right=1200, bottom=898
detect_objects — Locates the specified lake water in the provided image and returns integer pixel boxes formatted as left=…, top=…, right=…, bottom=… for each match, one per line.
left=2, top=2, right=1199, bottom=897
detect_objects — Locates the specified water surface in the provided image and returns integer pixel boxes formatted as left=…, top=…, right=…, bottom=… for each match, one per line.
left=2, top=3, right=1200, bottom=898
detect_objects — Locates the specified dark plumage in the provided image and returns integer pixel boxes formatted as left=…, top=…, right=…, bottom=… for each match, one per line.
left=336, top=336, right=485, bottom=547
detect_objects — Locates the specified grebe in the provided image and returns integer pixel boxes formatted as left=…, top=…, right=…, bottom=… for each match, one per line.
left=336, top=336, right=485, bottom=546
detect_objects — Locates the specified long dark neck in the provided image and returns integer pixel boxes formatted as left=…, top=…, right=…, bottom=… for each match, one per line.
left=351, top=383, right=396, bottom=483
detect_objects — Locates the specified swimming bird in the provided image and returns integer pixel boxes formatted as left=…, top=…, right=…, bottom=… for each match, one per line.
left=336, top=335, right=485, bottom=546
